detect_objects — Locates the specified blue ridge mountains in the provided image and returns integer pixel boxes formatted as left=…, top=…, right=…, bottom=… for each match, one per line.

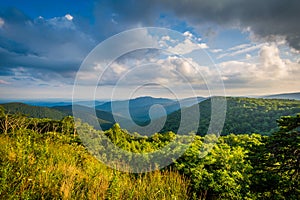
left=1, top=92, right=300, bottom=135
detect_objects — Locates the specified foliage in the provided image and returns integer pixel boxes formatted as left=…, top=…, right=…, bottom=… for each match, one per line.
left=250, top=114, right=300, bottom=199
left=0, top=111, right=189, bottom=200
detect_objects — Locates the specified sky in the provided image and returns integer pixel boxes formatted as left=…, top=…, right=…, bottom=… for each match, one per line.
left=0, top=0, right=300, bottom=100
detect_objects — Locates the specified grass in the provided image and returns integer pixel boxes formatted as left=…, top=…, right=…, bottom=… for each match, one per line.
left=0, top=129, right=190, bottom=199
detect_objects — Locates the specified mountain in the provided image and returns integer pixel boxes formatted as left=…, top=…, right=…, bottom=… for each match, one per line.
left=178, top=96, right=206, bottom=107
left=0, top=102, right=127, bottom=131
left=23, top=101, right=73, bottom=107
left=0, top=102, right=67, bottom=120
left=53, top=105, right=131, bottom=130
left=95, top=96, right=205, bottom=124
left=262, top=92, right=300, bottom=100
left=160, top=97, right=300, bottom=136
left=73, top=100, right=107, bottom=107
left=2, top=96, right=299, bottom=135
left=0, top=99, right=108, bottom=108
left=19, top=100, right=106, bottom=108
left=96, top=96, right=175, bottom=124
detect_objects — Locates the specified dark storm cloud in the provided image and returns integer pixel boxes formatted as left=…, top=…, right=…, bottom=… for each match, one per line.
left=104, top=0, right=300, bottom=50
left=0, top=8, right=95, bottom=81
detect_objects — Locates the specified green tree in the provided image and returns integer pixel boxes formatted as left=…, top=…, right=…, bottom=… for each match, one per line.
left=250, top=114, right=300, bottom=199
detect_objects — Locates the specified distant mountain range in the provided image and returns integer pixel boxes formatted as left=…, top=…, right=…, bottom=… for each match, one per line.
left=19, top=100, right=106, bottom=108
left=1, top=92, right=298, bottom=107
left=0, top=96, right=205, bottom=131
left=95, top=96, right=205, bottom=124
left=1, top=93, right=300, bottom=135
left=262, top=92, right=300, bottom=100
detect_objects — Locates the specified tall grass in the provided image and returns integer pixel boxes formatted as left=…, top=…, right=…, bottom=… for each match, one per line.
left=0, top=129, right=190, bottom=199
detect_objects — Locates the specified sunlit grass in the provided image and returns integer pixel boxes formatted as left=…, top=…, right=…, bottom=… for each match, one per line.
left=0, top=129, right=190, bottom=199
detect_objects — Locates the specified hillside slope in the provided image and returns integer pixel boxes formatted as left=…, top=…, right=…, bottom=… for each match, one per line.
left=96, top=96, right=205, bottom=124
left=0, top=102, right=66, bottom=120
left=160, top=97, right=300, bottom=135
left=53, top=105, right=131, bottom=130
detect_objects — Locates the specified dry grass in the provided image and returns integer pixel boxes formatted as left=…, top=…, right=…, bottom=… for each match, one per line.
left=0, top=130, right=190, bottom=199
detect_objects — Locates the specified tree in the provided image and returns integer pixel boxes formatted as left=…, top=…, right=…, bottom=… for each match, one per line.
left=61, top=116, right=75, bottom=136
left=250, top=114, right=300, bottom=199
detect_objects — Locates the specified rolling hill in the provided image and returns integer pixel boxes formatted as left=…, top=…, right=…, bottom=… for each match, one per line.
left=0, top=102, right=67, bottom=120
left=53, top=105, right=131, bottom=130
left=0, top=103, right=127, bottom=131
left=159, top=97, right=300, bottom=135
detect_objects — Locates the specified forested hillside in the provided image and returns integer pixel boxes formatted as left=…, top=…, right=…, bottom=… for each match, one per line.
left=161, top=97, right=300, bottom=135
left=0, top=102, right=66, bottom=120
left=54, top=105, right=132, bottom=130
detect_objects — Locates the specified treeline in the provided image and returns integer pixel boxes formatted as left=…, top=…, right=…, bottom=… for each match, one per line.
left=0, top=106, right=299, bottom=199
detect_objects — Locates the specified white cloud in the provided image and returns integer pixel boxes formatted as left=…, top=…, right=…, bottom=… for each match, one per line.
left=218, top=43, right=264, bottom=59
left=110, top=62, right=127, bottom=75
left=246, top=54, right=251, bottom=59
left=168, top=38, right=208, bottom=55
left=65, top=14, right=73, bottom=21
left=157, top=56, right=211, bottom=84
left=76, top=72, right=98, bottom=81
left=84, top=53, right=212, bottom=88
left=160, top=35, right=176, bottom=43
left=161, top=35, right=171, bottom=41
left=183, top=31, right=193, bottom=38
left=219, top=60, right=256, bottom=80
left=218, top=44, right=300, bottom=88
left=290, top=48, right=300, bottom=54
left=210, top=48, right=223, bottom=53
left=259, top=44, right=289, bottom=78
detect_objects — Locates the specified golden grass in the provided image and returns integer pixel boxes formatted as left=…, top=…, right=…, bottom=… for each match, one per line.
left=0, top=130, right=190, bottom=199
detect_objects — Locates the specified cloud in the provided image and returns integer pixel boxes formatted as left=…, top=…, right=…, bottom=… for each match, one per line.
left=0, top=8, right=95, bottom=83
left=210, top=49, right=223, bottom=53
left=79, top=47, right=211, bottom=88
left=228, top=44, right=252, bottom=52
left=183, top=31, right=193, bottom=38
left=0, top=79, right=10, bottom=84
left=218, top=44, right=300, bottom=88
left=65, top=14, right=73, bottom=21
left=104, top=0, right=300, bottom=50
left=218, top=43, right=264, bottom=59
left=246, top=54, right=251, bottom=59
left=159, top=56, right=211, bottom=83
left=259, top=44, right=289, bottom=78
left=167, top=38, right=208, bottom=55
